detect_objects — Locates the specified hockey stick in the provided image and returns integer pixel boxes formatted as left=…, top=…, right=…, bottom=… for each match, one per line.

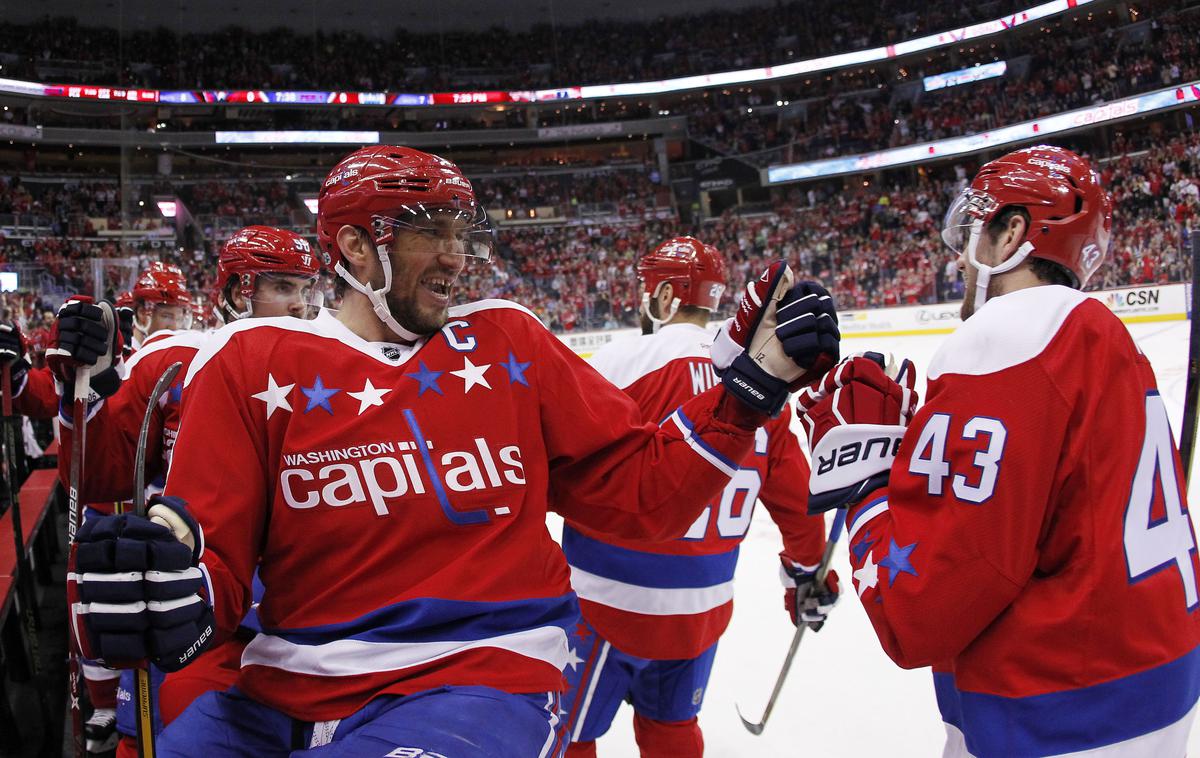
left=2, top=364, right=55, bottom=746
left=130, top=361, right=183, bottom=758
left=737, top=508, right=846, bottom=735
left=65, top=365, right=90, bottom=758
left=1180, top=231, right=1200, bottom=484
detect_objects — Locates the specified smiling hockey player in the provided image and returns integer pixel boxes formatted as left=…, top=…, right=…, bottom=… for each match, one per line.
left=66, top=145, right=839, bottom=757
left=54, top=228, right=321, bottom=755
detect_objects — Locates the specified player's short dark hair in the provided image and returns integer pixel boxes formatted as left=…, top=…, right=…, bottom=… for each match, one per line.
left=1029, top=257, right=1077, bottom=288
left=222, top=277, right=239, bottom=306
left=986, top=206, right=1078, bottom=289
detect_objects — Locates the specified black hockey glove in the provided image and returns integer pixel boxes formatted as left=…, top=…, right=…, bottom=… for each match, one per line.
left=67, top=495, right=215, bottom=672
left=0, top=321, right=30, bottom=389
left=47, top=296, right=123, bottom=404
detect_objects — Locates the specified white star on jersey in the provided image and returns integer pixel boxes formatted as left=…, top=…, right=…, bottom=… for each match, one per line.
left=854, top=550, right=879, bottom=597
left=252, top=374, right=294, bottom=419
left=564, top=646, right=584, bottom=672
left=451, top=357, right=492, bottom=393
left=348, top=379, right=390, bottom=415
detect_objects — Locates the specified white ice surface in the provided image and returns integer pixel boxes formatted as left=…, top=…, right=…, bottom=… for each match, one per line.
left=548, top=318, right=1197, bottom=758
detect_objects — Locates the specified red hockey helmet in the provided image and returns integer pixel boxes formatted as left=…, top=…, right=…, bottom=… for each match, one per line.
left=637, top=236, right=728, bottom=312
left=942, top=145, right=1113, bottom=290
left=132, top=266, right=191, bottom=308
left=217, top=226, right=321, bottom=319
left=316, top=145, right=494, bottom=271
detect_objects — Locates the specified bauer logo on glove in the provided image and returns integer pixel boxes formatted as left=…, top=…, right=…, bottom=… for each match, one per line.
left=710, top=261, right=841, bottom=416
left=797, top=352, right=919, bottom=513
left=66, top=495, right=215, bottom=672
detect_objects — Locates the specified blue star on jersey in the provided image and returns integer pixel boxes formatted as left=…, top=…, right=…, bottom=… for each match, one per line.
left=878, top=538, right=919, bottom=587
left=499, top=352, right=532, bottom=386
left=852, top=529, right=876, bottom=562
left=301, top=375, right=340, bottom=414
left=168, top=382, right=183, bottom=405
left=403, top=361, right=444, bottom=396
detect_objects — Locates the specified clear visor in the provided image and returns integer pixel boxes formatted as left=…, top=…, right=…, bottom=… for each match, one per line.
left=374, top=203, right=495, bottom=262
left=940, top=188, right=999, bottom=254
left=249, top=271, right=324, bottom=320
left=144, top=301, right=193, bottom=332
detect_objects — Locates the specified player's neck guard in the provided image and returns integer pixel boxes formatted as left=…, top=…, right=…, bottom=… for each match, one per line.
left=967, top=218, right=1035, bottom=310
left=334, top=245, right=424, bottom=344
left=641, top=285, right=681, bottom=334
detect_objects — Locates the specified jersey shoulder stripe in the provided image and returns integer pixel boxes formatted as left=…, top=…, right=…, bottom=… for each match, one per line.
left=588, top=324, right=714, bottom=389
left=449, top=298, right=544, bottom=327
left=928, top=285, right=1089, bottom=380
left=184, top=312, right=434, bottom=385
left=125, top=329, right=208, bottom=372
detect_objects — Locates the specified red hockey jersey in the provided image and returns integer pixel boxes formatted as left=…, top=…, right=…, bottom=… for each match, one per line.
left=165, top=303, right=760, bottom=721
left=58, top=330, right=202, bottom=506
left=564, top=322, right=826, bottom=660
left=14, top=365, right=59, bottom=419
left=843, top=286, right=1200, bottom=757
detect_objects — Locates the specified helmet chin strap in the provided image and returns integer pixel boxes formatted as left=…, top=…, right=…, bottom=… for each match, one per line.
left=966, top=219, right=1035, bottom=309
left=334, top=243, right=423, bottom=343
left=640, top=284, right=680, bottom=334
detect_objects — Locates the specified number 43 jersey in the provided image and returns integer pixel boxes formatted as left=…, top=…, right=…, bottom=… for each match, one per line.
left=165, top=303, right=760, bottom=722
left=565, top=322, right=827, bottom=661
left=844, top=285, right=1200, bottom=757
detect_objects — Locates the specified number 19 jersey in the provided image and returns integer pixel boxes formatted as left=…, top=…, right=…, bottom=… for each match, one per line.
left=564, top=322, right=826, bottom=660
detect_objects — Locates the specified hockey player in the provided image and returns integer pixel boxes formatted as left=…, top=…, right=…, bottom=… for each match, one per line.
left=0, top=322, right=59, bottom=419
left=66, top=145, right=838, bottom=757
left=54, top=227, right=322, bottom=756
left=559, top=237, right=839, bottom=757
left=129, top=262, right=192, bottom=348
left=799, top=145, right=1200, bottom=756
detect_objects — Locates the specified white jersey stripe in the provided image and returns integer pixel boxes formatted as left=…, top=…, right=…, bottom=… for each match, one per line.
left=668, top=410, right=738, bottom=478
left=239, top=624, right=569, bottom=677
left=537, top=691, right=560, bottom=758
left=569, top=566, right=735, bottom=616
left=572, top=641, right=611, bottom=742
left=847, top=499, right=890, bottom=544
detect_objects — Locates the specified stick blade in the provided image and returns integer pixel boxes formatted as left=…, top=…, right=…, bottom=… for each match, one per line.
left=736, top=703, right=766, bottom=735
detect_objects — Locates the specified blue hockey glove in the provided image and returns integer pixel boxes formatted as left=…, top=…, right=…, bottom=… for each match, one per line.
left=711, top=262, right=840, bottom=416
left=68, top=495, right=214, bottom=672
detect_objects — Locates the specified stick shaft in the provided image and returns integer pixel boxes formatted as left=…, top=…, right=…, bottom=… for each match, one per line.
left=1180, top=233, right=1200, bottom=484
left=738, top=509, right=846, bottom=734
left=131, top=361, right=182, bottom=758
left=66, top=366, right=89, bottom=758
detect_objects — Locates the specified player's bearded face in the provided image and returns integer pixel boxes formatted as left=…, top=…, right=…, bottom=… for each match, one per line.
left=958, top=230, right=1004, bottom=320
left=385, top=226, right=468, bottom=334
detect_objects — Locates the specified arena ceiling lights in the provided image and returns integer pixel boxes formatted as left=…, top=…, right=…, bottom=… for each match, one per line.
left=213, top=130, right=380, bottom=144
left=0, top=0, right=1093, bottom=109
left=764, top=81, right=1200, bottom=184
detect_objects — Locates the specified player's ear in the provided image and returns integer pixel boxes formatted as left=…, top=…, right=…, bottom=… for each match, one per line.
left=336, top=225, right=374, bottom=278
left=1000, top=212, right=1028, bottom=261
left=657, top=282, right=674, bottom=311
